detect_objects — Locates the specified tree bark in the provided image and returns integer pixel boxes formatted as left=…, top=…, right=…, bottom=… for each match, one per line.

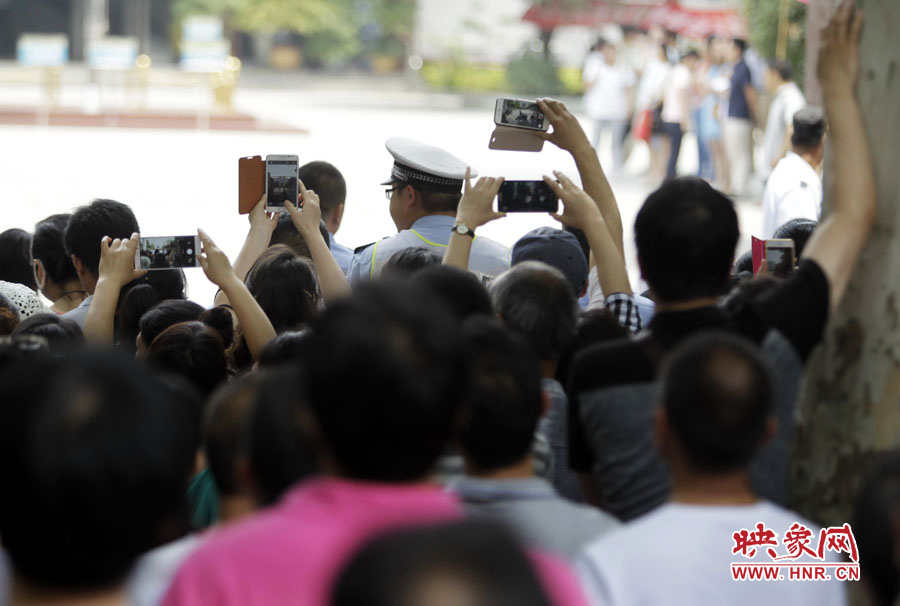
left=791, top=0, right=900, bottom=529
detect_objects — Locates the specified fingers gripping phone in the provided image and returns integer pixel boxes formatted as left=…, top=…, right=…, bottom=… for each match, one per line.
left=266, top=154, right=299, bottom=213
left=135, top=236, right=201, bottom=270
left=497, top=180, right=559, bottom=213
left=494, top=98, right=549, bottom=132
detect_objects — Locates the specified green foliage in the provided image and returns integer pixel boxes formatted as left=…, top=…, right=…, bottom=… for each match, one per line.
left=506, top=50, right=567, bottom=96
left=743, top=0, right=807, bottom=89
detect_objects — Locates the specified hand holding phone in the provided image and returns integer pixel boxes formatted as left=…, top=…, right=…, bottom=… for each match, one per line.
left=266, top=154, right=299, bottom=213
left=494, top=98, right=549, bottom=132
left=497, top=180, right=558, bottom=213
left=456, top=169, right=506, bottom=229
left=542, top=171, right=601, bottom=230
left=135, top=235, right=202, bottom=270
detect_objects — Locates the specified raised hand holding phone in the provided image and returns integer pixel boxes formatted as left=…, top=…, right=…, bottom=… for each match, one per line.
left=543, top=171, right=602, bottom=231
left=456, top=168, right=506, bottom=230
left=197, top=229, right=236, bottom=288
left=99, top=233, right=146, bottom=288
left=285, top=180, right=321, bottom=237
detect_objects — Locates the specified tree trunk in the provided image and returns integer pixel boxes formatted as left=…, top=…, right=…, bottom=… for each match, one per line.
left=791, top=0, right=900, bottom=530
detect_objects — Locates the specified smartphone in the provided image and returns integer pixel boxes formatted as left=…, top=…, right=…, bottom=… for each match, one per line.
left=497, top=180, right=558, bottom=213
left=265, top=154, right=299, bottom=213
left=764, top=239, right=796, bottom=277
left=494, top=98, right=549, bottom=132
left=135, top=235, right=201, bottom=270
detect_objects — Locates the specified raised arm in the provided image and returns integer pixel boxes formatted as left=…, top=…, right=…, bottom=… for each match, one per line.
left=285, top=180, right=351, bottom=303
left=215, top=195, right=278, bottom=307
left=198, top=229, right=276, bottom=360
left=536, top=98, right=625, bottom=258
left=800, top=0, right=875, bottom=312
left=83, top=233, right=146, bottom=345
left=443, top=169, right=506, bottom=271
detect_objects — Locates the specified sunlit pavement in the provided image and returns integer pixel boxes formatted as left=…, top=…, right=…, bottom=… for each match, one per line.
left=0, top=68, right=760, bottom=306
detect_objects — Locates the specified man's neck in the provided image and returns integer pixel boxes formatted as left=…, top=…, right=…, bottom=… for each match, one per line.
left=654, top=297, right=719, bottom=313
left=80, top=274, right=99, bottom=296
left=11, top=577, right=127, bottom=606
left=670, top=468, right=758, bottom=506
left=464, top=456, right=534, bottom=481
left=539, top=360, right=556, bottom=380
left=793, top=148, right=821, bottom=172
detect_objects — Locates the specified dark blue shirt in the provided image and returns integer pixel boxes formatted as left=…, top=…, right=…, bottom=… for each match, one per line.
left=729, top=58, right=753, bottom=119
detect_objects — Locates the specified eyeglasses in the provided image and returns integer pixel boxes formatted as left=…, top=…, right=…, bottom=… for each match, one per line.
left=384, top=187, right=400, bottom=200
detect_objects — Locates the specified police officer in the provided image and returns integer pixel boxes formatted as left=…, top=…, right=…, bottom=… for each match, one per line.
left=348, top=137, right=510, bottom=282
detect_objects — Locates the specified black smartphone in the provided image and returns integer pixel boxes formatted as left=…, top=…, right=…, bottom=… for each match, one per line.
left=265, top=154, right=299, bottom=213
left=136, top=235, right=201, bottom=270
left=497, top=180, right=558, bottom=213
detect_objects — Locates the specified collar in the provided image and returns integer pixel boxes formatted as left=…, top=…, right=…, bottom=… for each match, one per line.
left=783, top=151, right=820, bottom=179
left=410, top=214, right=456, bottom=230
left=282, top=476, right=461, bottom=512
left=449, top=476, right=558, bottom=502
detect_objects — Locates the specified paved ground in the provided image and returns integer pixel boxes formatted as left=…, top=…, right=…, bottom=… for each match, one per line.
left=0, top=65, right=761, bottom=305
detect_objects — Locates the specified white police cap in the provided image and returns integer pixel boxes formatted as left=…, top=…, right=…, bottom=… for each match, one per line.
left=381, top=137, right=477, bottom=193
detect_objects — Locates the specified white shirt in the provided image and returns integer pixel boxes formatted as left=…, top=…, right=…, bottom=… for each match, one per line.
left=635, top=57, right=671, bottom=111
left=761, top=151, right=822, bottom=238
left=577, top=501, right=847, bottom=606
left=762, top=82, right=806, bottom=174
left=583, top=53, right=635, bottom=121
left=661, top=63, right=691, bottom=124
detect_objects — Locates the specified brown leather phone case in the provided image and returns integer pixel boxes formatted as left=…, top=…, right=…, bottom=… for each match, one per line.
left=488, top=125, right=545, bottom=152
left=239, top=155, right=265, bottom=214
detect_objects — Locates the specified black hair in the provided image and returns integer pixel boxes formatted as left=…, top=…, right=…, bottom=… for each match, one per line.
left=138, top=299, right=205, bottom=349
left=411, top=265, right=493, bottom=321
left=31, top=214, right=78, bottom=286
left=592, top=37, right=608, bottom=52
left=258, top=329, right=311, bottom=368
left=773, top=218, right=817, bottom=257
left=11, top=313, right=83, bottom=348
left=791, top=107, right=827, bottom=149
left=271, top=214, right=332, bottom=258
left=332, top=520, right=551, bottom=606
left=303, top=280, right=463, bottom=482
left=733, top=250, right=754, bottom=275
left=118, top=270, right=188, bottom=351
left=733, top=38, right=748, bottom=53
left=635, top=177, right=738, bottom=302
left=660, top=332, right=773, bottom=473
left=0, top=350, right=200, bottom=590
left=852, top=451, right=900, bottom=606
left=146, top=309, right=233, bottom=398
left=417, top=188, right=462, bottom=214
left=245, top=244, right=319, bottom=332
left=383, top=247, right=443, bottom=278
left=555, top=308, right=628, bottom=385
left=63, top=199, right=139, bottom=277
left=0, top=228, right=37, bottom=291
left=767, top=59, right=793, bottom=81
left=489, top=261, right=577, bottom=361
left=457, top=317, right=542, bottom=471
left=720, top=276, right=779, bottom=316
left=299, top=161, right=347, bottom=220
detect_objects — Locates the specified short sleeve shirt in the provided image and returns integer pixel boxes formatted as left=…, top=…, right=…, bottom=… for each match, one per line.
left=728, top=59, right=753, bottom=119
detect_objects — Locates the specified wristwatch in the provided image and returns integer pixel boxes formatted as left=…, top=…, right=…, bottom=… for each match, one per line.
left=451, top=223, right=475, bottom=238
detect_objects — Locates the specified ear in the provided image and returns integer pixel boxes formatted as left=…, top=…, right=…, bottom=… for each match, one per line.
left=403, top=185, right=419, bottom=210
left=33, top=259, right=46, bottom=290
left=332, top=203, right=345, bottom=226
left=538, top=389, right=551, bottom=419
left=234, top=454, right=259, bottom=500
left=759, top=416, right=778, bottom=447
left=70, top=254, right=85, bottom=278
left=653, top=406, right=669, bottom=457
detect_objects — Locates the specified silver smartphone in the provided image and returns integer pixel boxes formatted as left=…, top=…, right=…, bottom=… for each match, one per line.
left=494, top=98, right=549, bottom=132
left=265, top=154, right=299, bottom=213
left=135, top=235, right=201, bottom=270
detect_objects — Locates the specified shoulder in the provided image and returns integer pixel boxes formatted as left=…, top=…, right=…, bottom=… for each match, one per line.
left=571, top=336, right=654, bottom=394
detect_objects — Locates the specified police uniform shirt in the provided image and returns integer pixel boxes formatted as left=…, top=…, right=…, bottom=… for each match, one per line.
left=347, top=214, right=510, bottom=283
left=761, top=151, right=822, bottom=239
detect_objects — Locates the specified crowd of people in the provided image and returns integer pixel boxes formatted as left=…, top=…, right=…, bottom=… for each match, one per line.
left=582, top=21, right=820, bottom=223
left=0, top=3, right=893, bottom=605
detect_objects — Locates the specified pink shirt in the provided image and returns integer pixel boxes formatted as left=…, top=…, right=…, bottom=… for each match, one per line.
left=162, top=477, right=585, bottom=606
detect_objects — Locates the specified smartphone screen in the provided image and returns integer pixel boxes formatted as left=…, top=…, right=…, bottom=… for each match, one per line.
left=137, top=236, right=199, bottom=270
left=497, top=99, right=548, bottom=131
left=497, top=180, right=558, bottom=213
left=266, top=159, right=298, bottom=212
left=765, top=240, right=795, bottom=277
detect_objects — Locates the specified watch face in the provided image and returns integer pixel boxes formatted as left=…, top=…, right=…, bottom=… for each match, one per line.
left=455, top=224, right=467, bottom=234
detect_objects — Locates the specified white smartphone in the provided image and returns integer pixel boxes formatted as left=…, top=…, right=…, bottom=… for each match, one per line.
left=135, top=235, right=201, bottom=270
left=265, top=154, right=299, bottom=213
left=494, top=98, right=549, bottom=132
left=764, top=238, right=796, bottom=277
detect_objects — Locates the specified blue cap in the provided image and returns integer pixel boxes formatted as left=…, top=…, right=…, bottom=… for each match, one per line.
left=512, top=227, right=588, bottom=295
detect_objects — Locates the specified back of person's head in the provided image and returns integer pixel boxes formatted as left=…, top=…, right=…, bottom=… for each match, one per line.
left=119, top=270, right=188, bottom=350
left=258, top=329, right=311, bottom=368
left=0, top=292, right=19, bottom=336
left=490, top=261, right=577, bottom=361
left=635, top=178, right=738, bottom=302
left=768, top=58, right=793, bottom=82
left=245, top=244, right=319, bottom=332
left=773, top=218, right=817, bottom=257
left=511, top=227, right=588, bottom=297
left=332, top=520, right=551, bottom=606
left=31, top=214, right=78, bottom=287
left=271, top=214, right=332, bottom=258
left=660, top=332, right=773, bottom=473
left=721, top=276, right=780, bottom=316
left=299, top=161, right=347, bottom=221
left=383, top=247, right=443, bottom=278
left=146, top=308, right=232, bottom=398
left=457, top=317, right=542, bottom=472
left=0, top=228, right=37, bottom=291
left=64, top=199, right=139, bottom=277
left=138, top=299, right=205, bottom=351
left=853, top=451, right=900, bottom=606
left=11, top=313, right=83, bottom=348
left=733, top=38, right=748, bottom=53
left=411, top=265, right=493, bottom=321
left=555, top=308, right=628, bottom=385
left=304, top=280, right=463, bottom=482
left=0, top=350, right=199, bottom=591
left=733, top=250, right=753, bottom=276
left=791, top=107, right=826, bottom=150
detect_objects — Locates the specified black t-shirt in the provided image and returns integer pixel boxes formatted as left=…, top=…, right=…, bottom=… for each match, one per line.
left=567, top=259, right=829, bottom=471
